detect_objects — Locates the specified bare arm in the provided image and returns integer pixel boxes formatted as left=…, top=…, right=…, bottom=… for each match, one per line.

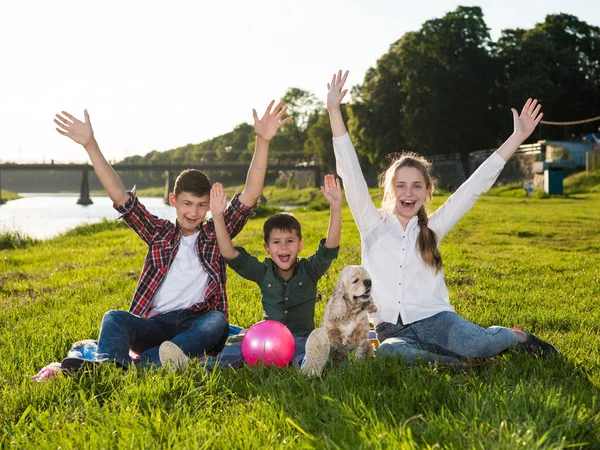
left=496, top=98, right=543, bottom=162
left=238, top=101, right=292, bottom=207
left=327, top=70, right=350, bottom=137
left=54, top=110, right=129, bottom=206
left=210, top=182, right=240, bottom=260
left=321, top=174, right=343, bottom=249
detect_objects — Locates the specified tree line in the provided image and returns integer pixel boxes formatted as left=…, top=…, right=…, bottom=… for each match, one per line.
left=122, top=7, right=600, bottom=176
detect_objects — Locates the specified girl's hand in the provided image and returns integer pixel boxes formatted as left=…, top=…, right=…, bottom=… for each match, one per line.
left=321, top=174, right=343, bottom=209
left=253, top=100, right=292, bottom=142
left=54, top=110, right=94, bottom=148
left=210, top=182, right=228, bottom=217
left=327, top=70, right=349, bottom=111
left=512, top=98, right=543, bottom=140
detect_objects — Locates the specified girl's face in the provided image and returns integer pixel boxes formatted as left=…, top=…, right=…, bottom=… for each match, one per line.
left=393, top=166, right=428, bottom=220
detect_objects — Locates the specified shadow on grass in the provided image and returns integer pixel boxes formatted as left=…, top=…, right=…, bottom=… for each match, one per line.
left=212, top=353, right=600, bottom=447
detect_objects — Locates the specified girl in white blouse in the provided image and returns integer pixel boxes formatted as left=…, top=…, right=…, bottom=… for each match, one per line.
left=326, top=70, right=558, bottom=365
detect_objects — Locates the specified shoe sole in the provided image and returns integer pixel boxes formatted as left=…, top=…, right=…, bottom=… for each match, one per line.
left=61, top=357, right=105, bottom=373
left=159, top=341, right=189, bottom=372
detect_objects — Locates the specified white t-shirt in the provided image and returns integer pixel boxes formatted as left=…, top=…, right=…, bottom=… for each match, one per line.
left=333, top=133, right=506, bottom=326
left=147, top=231, right=209, bottom=318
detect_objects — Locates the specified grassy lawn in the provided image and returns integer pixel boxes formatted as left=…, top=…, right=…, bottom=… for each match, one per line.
left=0, top=190, right=20, bottom=201
left=0, top=188, right=599, bottom=448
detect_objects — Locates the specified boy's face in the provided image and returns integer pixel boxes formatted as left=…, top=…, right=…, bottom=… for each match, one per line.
left=170, top=191, right=210, bottom=236
left=264, top=228, right=304, bottom=278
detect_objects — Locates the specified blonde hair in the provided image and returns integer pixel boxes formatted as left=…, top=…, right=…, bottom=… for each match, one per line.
left=378, top=153, right=442, bottom=273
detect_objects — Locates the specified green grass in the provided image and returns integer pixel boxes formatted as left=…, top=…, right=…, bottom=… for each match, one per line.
left=0, top=189, right=20, bottom=201
left=0, top=231, right=40, bottom=250
left=565, top=169, right=600, bottom=194
left=1, top=187, right=599, bottom=448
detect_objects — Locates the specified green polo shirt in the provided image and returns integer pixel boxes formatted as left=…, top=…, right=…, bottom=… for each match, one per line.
left=227, top=238, right=339, bottom=336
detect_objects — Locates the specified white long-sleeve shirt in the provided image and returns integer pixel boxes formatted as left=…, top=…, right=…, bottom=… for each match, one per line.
left=333, top=133, right=507, bottom=325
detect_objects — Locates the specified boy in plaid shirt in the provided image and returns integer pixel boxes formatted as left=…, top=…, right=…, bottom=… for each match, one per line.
left=55, top=101, right=291, bottom=371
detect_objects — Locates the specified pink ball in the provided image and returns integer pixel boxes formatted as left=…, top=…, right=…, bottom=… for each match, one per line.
left=241, top=320, right=296, bottom=367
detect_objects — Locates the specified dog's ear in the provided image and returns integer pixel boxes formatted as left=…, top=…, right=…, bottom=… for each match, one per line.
left=327, top=277, right=348, bottom=322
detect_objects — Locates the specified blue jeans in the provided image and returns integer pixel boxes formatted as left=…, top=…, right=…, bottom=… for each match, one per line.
left=204, top=335, right=308, bottom=370
left=96, top=309, right=229, bottom=368
left=376, top=311, right=518, bottom=366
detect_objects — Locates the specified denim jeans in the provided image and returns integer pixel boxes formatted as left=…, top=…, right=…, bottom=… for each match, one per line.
left=96, top=309, right=229, bottom=368
left=376, top=311, right=518, bottom=366
left=204, top=334, right=308, bottom=370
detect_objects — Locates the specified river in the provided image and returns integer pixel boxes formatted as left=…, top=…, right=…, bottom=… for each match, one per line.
left=0, top=194, right=176, bottom=239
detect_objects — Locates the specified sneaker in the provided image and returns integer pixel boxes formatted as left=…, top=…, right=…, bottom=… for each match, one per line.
left=512, top=328, right=560, bottom=356
left=159, top=341, right=189, bottom=373
left=60, top=356, right=108, bottom=374
left=300, top=328, right=330, bottom=378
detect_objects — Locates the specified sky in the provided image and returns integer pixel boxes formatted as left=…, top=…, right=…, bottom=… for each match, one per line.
left=1, top=0, right=598, bottom=164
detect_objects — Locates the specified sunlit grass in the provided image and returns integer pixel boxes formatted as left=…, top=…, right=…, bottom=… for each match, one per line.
left=0, top=188, right=599, bottom=448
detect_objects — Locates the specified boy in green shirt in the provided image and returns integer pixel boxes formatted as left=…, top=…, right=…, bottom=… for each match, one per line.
left=167, top=175, right=342, bottom=376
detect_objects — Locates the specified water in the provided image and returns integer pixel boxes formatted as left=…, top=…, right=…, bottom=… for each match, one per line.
left=0, top=194, right=176, bottom=239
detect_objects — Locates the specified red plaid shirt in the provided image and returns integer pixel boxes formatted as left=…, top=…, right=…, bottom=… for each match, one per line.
left=115, top=190, right=256, bottom=318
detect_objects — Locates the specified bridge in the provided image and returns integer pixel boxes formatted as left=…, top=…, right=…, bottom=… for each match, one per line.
left=0, top=162, right=322, bottom=205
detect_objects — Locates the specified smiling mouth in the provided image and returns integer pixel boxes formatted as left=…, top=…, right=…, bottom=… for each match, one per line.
left=279, top=254, right=291, bottom=263
left=355, top=289, right=371, bottom=300
left=400, top=200, right=416, bottom=207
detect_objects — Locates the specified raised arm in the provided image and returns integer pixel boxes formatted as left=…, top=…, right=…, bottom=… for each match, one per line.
left=210, top=182, right=240, bottom=260
left=54, top=110, right=129, bottom=206
left=238, top=101, right=292, bottom=207
left=327, top=70, right=381, bottom=233
left=327, top=70, right=349, bottom=137
left=496, top=98, right=543, bottom=162
left=321, top=174, right=342, bottom=249
left=429, top=99, right=543, bottom=239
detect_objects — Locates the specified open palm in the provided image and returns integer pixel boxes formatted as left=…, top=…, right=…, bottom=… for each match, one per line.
left=253, top=101, right=292, bottom=142
left=210, top=183, right=228, bottom=217
left=512, top=99, right=543, bottom=140
left=54, top=110, right=94, bottom=147
left=321, top=174, right=343, bottom=208
left=327, top=70, right=349, bottom=110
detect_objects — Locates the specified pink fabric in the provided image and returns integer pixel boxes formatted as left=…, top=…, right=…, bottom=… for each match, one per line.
left=32, top=362, right=62, bottom=382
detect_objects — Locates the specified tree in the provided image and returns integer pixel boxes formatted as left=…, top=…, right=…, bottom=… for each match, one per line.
left=349, top=6, right=497, bottom=170
left=400, top=7, right=497, bottom=162
left=495, top=14, right=600, bottom=140
left=347, top=46, right=409, bottom=169
left=281, top=88, right=324, bottom=131
left=304, top=106, right=350, bottom=172
left=273, top=88, right=324, bottom=162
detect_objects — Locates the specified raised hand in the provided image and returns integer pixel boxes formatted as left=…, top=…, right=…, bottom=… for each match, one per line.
left=321, top=174, right=343, bottom=209
left=512, top=99, right=543, bottom=140
left=54, top=110, right=94, bottom=148
left=327, top=70, right=349, bottom=111
left=210, top=182, right=228, bottom=217
left=253, top=101, right=292, bottom=142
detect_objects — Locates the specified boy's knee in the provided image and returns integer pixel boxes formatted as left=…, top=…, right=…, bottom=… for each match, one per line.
left=102, top=310, right=130, bottom=326
left=205, top=310, right=228, bottom=331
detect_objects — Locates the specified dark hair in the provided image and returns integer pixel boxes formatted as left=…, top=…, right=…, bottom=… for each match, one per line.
left=263, top=213, right=302, bottom=243
left=379, top=152, right=442, bottom=273
left=173, top=169, right=211, bottom=198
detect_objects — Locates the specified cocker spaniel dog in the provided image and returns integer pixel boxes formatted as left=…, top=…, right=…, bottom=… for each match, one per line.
left=321, top=265, right=378, bottom=363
